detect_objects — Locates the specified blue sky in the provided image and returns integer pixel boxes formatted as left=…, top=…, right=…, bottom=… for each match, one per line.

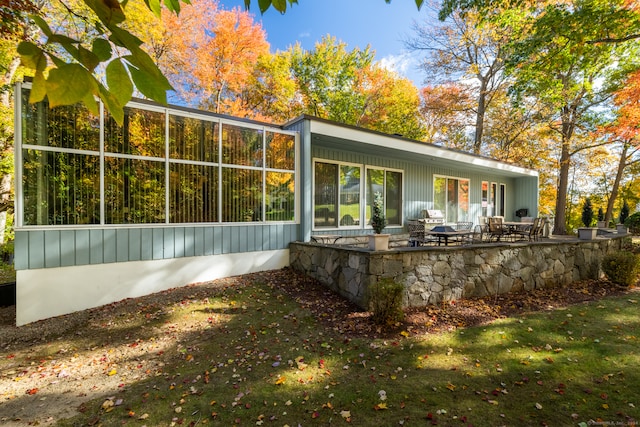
left=218, top=0, right=433, bottom=87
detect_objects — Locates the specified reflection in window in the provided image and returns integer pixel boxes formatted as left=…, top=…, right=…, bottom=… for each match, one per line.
left=266, top=132, right=295, bottom=170
left=19, top=87, right=297, bottom=226
left=105, top=107, right=165, bottom=158
left=222, top=124, right=263, bottom=167
left=104, top=158, right=165, bottom=224
left=21, top=95, right=100, bottom=151
left=266, top=172, right=295, bottom=221
left=314, top=162, right=338, bottom=228
left=366, top=168, right=402, bottom=226
left=221, top=168, right=262, bottom=222
left=22, top=150, right=100, bottom=225
left=170, top=115, right=218, bottom=162
left=481, top=181, right=488, bottom=217
left=434, top=176, right=469, bottom=223
left=339, top=165, right=360, bottom=227
left=169, top=164, right=217, bottom=223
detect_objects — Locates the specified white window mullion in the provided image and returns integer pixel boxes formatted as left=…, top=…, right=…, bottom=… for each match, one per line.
left=165, top=110, right=170, bottom=224
left=99, top=101, right=105, bottom=226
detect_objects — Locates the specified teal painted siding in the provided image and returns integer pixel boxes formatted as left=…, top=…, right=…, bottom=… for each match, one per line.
left=14, top=224, right=298, bottom=270
left=310, top=144, right=538, bottom=233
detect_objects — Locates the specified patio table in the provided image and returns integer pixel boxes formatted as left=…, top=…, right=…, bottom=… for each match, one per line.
left=311, top=234, right=343, bottom=244
left=424, top=229, right=474, bottom=246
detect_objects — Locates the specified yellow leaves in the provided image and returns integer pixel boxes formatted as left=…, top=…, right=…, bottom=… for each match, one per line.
left=107, top=368, right=117, bottom=376
left=275, top=376, right=286, bottom=385
left=446, top=382, right=456, bottom=391
left=373, top=402, right=388, bottom=410
left=400, top=330, right=410, bottom=337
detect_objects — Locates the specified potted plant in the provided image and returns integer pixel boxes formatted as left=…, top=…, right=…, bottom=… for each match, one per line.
left=617, top=201, right=630, bottom=234
left=578, top=197, right=597, bottom=240
left=368, top=192, right=389, bottom=250
left=597, top=207, right=607, bottom=228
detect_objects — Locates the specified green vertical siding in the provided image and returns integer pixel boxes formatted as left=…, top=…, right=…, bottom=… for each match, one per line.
left=14, top=223, right=299, bottom=270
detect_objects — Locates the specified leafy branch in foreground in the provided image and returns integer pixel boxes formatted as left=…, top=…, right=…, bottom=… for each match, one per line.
left=16, top=0, right=426, bottom=125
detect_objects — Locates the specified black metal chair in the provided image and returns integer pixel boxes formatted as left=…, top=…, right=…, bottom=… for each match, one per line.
left=487, top=217, right=509, bottom=241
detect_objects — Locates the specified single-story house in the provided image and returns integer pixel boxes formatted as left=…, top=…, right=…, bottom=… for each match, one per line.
left=12, top=81, right=538, bottom=325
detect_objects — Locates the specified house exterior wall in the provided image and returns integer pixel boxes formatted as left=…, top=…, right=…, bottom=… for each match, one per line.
left=307, top=139, right=537, bottom=237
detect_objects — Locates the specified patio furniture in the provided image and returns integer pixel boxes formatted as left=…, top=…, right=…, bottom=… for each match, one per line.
left=407, top=220, right=437, bottom=246
left=311, top=234, right=343, bottom=244
left=487, top=216, right=510, bottom=241
left=512, top=217, right=543, bottom=241
left=424, top=225, right=474, bottom=246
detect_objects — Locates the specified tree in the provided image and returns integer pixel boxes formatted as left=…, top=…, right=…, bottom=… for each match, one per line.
left=407, top=8, right=511, bottom=153
left=11, top=0, right=430, bottom=124
left=289, top=36, right=425, bottom=137
left=160, top=0, right=270, bottom=117
left=419, top=83, right=473, bottom=148
left=596, top=70, right=640, bottom=224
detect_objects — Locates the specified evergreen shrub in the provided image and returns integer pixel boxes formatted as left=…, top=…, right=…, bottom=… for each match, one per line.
left=601, top=251, right=640, bottom=287
left=624, top=212, right=640, bottom=234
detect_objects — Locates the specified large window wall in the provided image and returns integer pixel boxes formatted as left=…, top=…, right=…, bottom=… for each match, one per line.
left=313, top=160, right=403, bottom=230
left=18, top=86, right=297, bottom=227
left=434, top=175, right=469, bottom=223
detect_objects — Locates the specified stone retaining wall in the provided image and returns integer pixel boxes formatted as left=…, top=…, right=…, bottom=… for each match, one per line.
left=289, top=237, right=627, bottom=310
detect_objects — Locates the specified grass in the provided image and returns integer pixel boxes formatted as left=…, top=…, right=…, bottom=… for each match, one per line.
left=33, top=276, right=639, bottom=427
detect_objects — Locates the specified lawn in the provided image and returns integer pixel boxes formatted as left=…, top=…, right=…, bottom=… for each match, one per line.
left=0, top=269, right=638, bottom=427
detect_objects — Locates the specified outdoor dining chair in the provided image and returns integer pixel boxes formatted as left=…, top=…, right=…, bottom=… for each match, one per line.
left=487, top=216, right=509, bottom=241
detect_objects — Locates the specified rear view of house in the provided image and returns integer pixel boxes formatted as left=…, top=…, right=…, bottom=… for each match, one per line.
left=12, top=81, right=538, bottom=325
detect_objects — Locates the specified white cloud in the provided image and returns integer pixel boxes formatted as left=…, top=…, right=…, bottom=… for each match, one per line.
left=377, top=51, right=424, bottom=86
left=298, top=31, right=311, bottom=39
left=378, top=52, right=413, bottom=74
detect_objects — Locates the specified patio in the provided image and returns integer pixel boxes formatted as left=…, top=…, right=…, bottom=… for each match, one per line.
left=290, top=233, right=629, bottom=310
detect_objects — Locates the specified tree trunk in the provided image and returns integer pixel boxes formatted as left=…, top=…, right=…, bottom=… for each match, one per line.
left=604, top=142, right=629, bottom=224
left=473, top=80, right=487, bottom=154
left=553, top=102, right=577, bottom=236
left=554, top=140, right=571, bottom=235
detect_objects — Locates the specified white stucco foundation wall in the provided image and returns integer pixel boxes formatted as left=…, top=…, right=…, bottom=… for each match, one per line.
left=16, top=249, right=289, bottom=326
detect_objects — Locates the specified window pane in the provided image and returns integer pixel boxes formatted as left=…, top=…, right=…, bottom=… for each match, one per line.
left=222, top=124, right=263, bottom=166
left=481, top=181, right=488, bottom=217
left=365, top=169, right=384, bottom=224
left=104, top=157, right=165, bottom=224
left=169, top=115, right=218, bottom=162
left=105, top=107, right=165, bottom=157
left=266, top=172, right=295, bottom=221
left=459, top=179, right=470, bottom=221
left=339, top=165, right=360, bottom=226
left=21, top=89, right=100, bottom=151
left=385, top=170, right=402, bottom=225
left=266, top=132, right=295, bottom=170
left=314, top=162, right=338, bottom=227
left=22, top=150, right=100, bottom=225
left=169, top=163, right=218, bottom=223
left=221, top=168, right=262, bottom=222
left=434, top=177, right=446, bottom=213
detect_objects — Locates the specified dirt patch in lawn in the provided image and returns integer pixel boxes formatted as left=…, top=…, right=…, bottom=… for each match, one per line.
left=0, top=268, right=634, bottom=426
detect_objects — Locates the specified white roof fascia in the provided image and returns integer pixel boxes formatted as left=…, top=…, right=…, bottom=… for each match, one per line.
left=309, top=120, right=538, bottom=178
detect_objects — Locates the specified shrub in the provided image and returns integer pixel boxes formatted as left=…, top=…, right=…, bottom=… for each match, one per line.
left=620, top=201, right=630, bottom=224
left=597, top=207, right=605, bottom=222
left=624, top=212, right=640, bottom=234
left=370, top=192, right=387, bottom=234
left=582, top=198, right=594, bottom=227
left=601, top=251, right=640, bottom=287
left=369, top=278, right=404, bottom=325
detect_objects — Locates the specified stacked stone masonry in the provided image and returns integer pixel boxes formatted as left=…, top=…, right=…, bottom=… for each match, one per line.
left=289, top=238, right=626, bottom=310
